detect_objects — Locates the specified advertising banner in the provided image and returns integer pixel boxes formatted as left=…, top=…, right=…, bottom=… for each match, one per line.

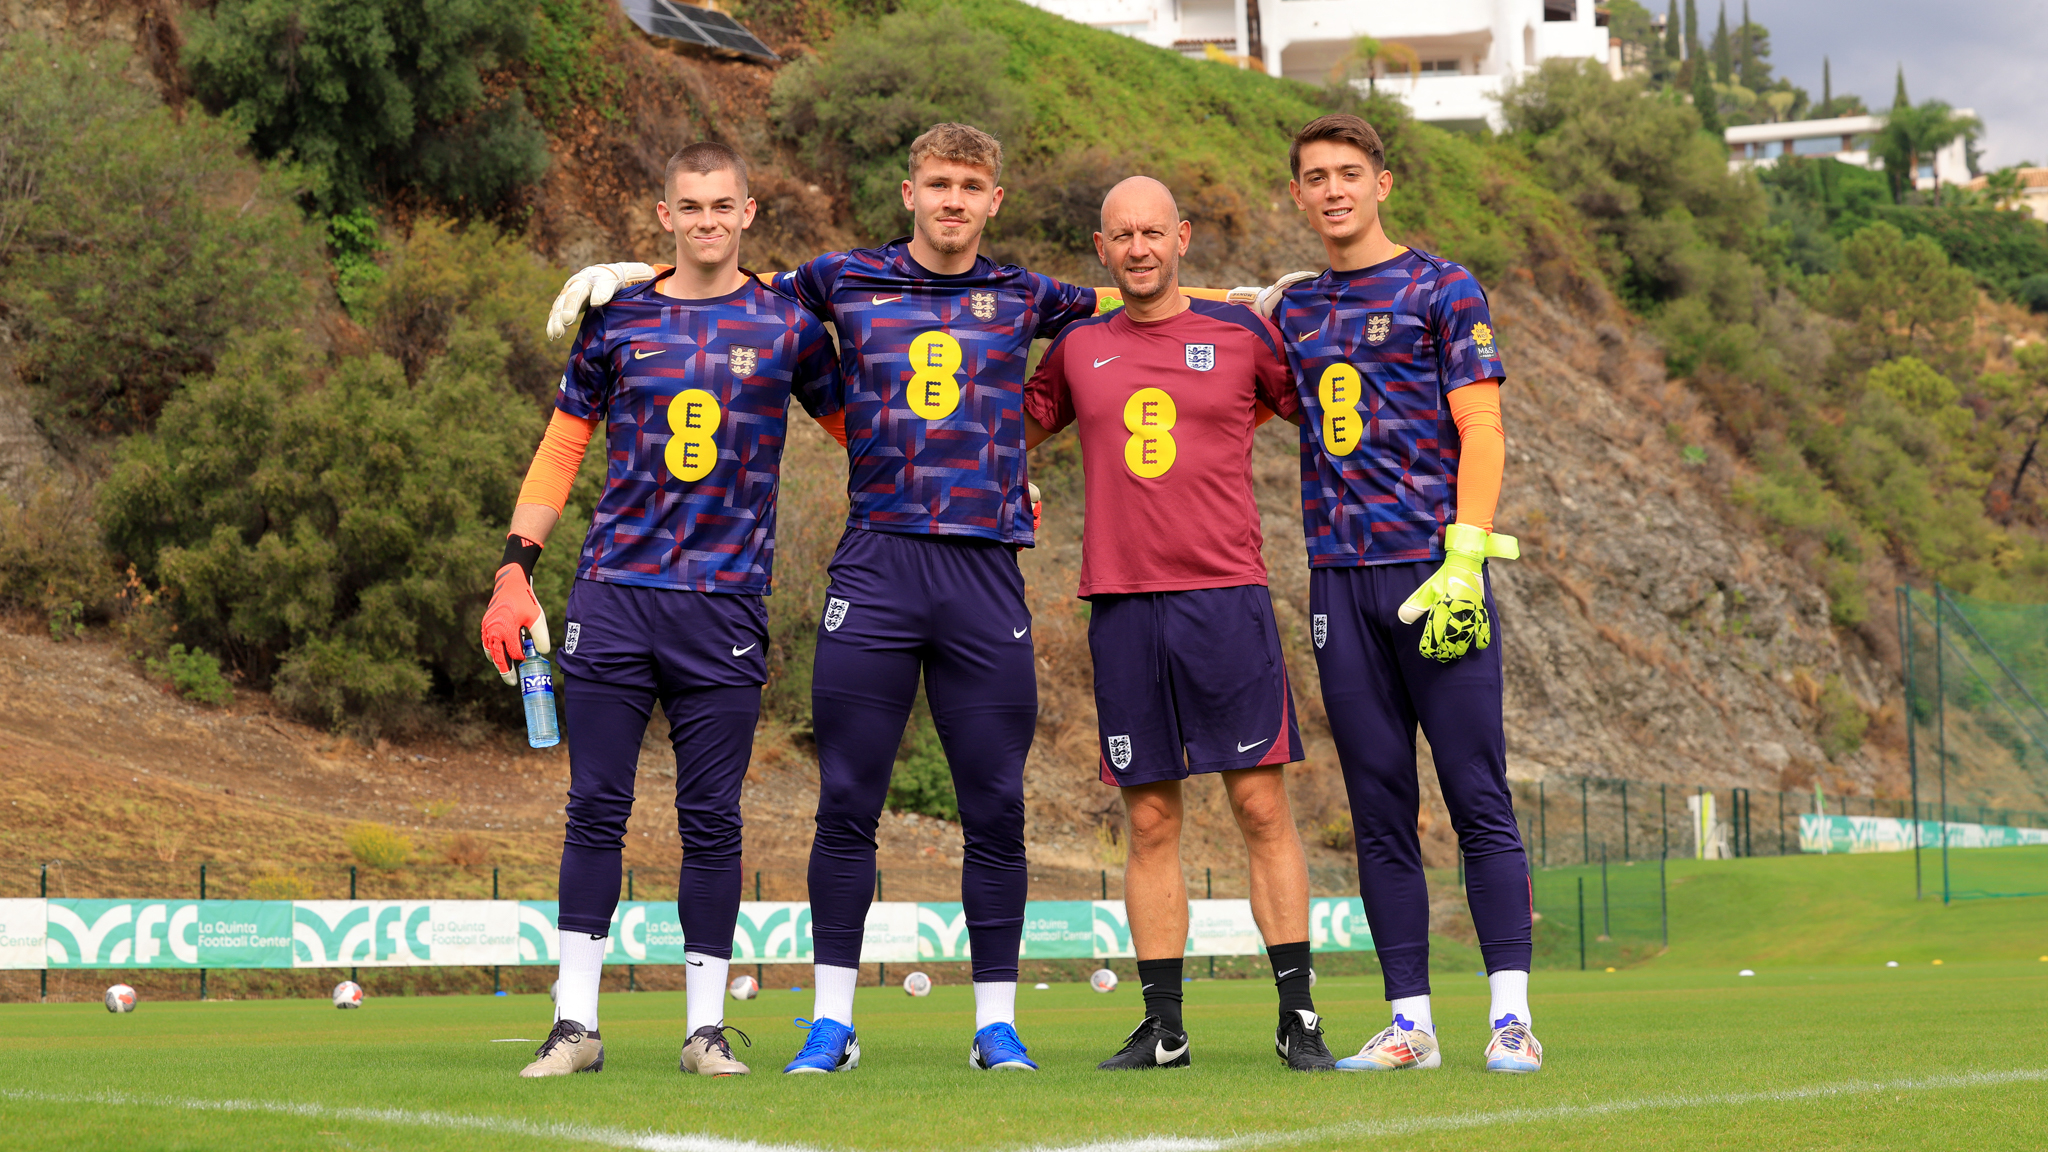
left=1799, top=813, right=2048, bottom=854
left=2, top=897, right=1378, bottom=970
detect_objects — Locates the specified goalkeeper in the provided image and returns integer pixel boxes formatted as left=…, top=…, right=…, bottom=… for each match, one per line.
left=1262, top=114, right=1539, bottom=1074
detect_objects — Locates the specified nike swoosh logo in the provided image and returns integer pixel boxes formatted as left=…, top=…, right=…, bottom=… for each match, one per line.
left=1237, top=738, right=1270, bottom=753
left=731, top=644, right=756, bottom=656
left=1013, top=627, right=1029, bottom=638
left=1275, top=968, right=1300, bottom=980
left=1155, top=1040, right=1188, bottom=1062
left=685, top=958, right=704, bottom=966
left=872, top=295, right=903, bottom=305
left=1093, top=356, right=1120, bottom=368
left=633, top=347, right=663, bottom=359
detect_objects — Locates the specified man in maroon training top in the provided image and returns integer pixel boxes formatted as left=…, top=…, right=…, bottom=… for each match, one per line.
left=1023, top=176, right=1333, bottom=1073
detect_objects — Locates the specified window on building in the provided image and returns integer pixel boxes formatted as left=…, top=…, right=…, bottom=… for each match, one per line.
left=1416, top=59, right=1463, bottom=74
left=1544, top=1, right=1576, bottom=20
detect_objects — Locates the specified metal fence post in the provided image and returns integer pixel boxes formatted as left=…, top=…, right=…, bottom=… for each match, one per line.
left=1539, top=781, right=1547, bottom=868
left=1577, top=877, right=1586, bottom=971
left=1936, top=585, right=1950, bottom=905
left=1100, top=869, right=1108, bottom=900
left=1581, top=778, right=1590, bottom=865
left=1660, top=853, right=1668, bottom=947
left=1778, top=790, right=1786, bottom=856
left=1600, top=843, right=1610, bottom=939
left=493, top=867, right=501, bottom=995
left=39, top=863, right=47, bottom=1001
left=1661, top=783, right=1668, bottom=861
left=627, top=869, right=636, bottom=993
left=1621, top=780, right=1630, bottom=862
left=1205, top=867, right=1212, bottom=899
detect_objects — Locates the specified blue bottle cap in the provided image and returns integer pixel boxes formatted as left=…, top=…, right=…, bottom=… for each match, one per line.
left=521, top=637, right=536, bottom=658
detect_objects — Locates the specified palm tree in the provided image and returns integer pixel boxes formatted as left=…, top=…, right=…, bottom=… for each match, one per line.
left=1330, top=36, right=1422, bottom=94
left=1881, top=101, right=1983, bottom=202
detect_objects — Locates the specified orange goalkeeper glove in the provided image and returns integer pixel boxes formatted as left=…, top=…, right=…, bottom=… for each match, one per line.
left=481, top=534, right=551, bottom=684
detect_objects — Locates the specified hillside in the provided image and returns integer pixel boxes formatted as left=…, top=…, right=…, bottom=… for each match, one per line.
left=0, top=0, right=1947, bottom=923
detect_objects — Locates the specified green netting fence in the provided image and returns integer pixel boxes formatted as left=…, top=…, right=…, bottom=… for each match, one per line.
left=1898, top=585, right=2048, bottom=901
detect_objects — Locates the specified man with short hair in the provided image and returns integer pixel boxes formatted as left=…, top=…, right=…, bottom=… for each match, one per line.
left=1273, top=114, right=1539, bottom=1073
left=482, top=141, right=840, bottom=1078
left=1022, top=177, right=1335, bottom=1073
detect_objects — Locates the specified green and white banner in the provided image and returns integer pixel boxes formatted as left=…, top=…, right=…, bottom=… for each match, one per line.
left=0, top=898, right=1373, bottom=970
left=1799, top=813, right=2048, bottom=854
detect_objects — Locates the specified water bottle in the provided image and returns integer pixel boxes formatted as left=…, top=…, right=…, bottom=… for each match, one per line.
left=519, top=637, right=560, bottom=749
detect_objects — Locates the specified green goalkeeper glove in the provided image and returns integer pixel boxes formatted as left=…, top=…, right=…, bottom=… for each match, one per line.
left=1397, top=523, right=1519, bottom=662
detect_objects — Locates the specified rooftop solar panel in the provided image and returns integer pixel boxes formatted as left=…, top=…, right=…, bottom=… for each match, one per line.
left=620, top=0, right=780, bottom=61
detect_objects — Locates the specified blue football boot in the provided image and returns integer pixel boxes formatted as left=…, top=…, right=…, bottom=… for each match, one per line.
left=783, top=1017, right=860, bottom=1074
left=969, top=1022, right=1039, bottom=1071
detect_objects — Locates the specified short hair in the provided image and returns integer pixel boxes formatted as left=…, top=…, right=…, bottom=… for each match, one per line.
left=907, top=122, right=1004, bottom=183
left=664, top=141, right=748, bottom=199
left=1290, top=114, right=1385, bottom=179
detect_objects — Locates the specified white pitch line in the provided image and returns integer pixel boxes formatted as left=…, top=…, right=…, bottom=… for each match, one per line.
left=4, top=1067, right=2044, bottom=1152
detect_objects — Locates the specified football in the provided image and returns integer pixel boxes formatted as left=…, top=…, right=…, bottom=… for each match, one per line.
left=549, top=979, right=559, bottom=1004
left=1309, top=968, right=1317, bottom=988
left=332, top=980, right=364, bottom=1009
left=728, top=974, right=760, bottom=1000
left=902, top=970, right=932, bottom=997
left=104, top=984, right=137, bottom=1013
left=1089, top=968, right=1118, bottom=993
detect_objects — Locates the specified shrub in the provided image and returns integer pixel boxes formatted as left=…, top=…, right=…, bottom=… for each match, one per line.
left=0, top=469, right=118, bottom=636
left=2018, top=272, right=2048, bottom=314
left=183, top=0, right=546, bottom=213
left=441, top=832, right=490, bottom=867
left=345, top=822, right=414, bottom=870
left=0, top=38, right=316, bottom=435
left=1817, top=676, right=1869, bottom=761
left=245, top=871, right=315, bottom=900
left=145, top=644, right=236, bottom=707
left=886, top=709, right=959, bottom=821
left=98, top=324, right=544, bottom=730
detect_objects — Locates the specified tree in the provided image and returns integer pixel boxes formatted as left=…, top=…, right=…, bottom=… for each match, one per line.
left=1691, top=47, right=1722, bottom=134
left=1607, top=0, right=1658, bottom=71
left=1685, top=0, right=1700, bottom=60
left=1825, top=222, right=1977, bottom=371
left=1665, top=0, right=1683, bottom=63
left=183, top=0, right=548, bottom=214
left=1736, top=4, right=1772, bottom=92
left=1711, top=3, right=1732, bottom=83
left=1331, top=36, right=1422, bottom=93
left=1878, top=78, right=1983, bottom=203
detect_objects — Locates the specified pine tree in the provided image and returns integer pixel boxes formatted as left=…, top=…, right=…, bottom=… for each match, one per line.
left=1893, top=65, right=1909, bottom=112
left=1712, top=3, right=1732, bottom=83
left=1684, top=0, right=1699, bottom=57
left=1692, top=49, right=1721, bottom=134
left=1823, top=56, right=1832, bottom=110
left=1738, top=0, right=1750, bottom=76
left=1666, top=0, right=1683, bottom=61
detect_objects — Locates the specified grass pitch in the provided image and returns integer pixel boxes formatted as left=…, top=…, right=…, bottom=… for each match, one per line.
left=3, top=851, right=2046, bottom=1151
left=4, top=964, right=2046, bottom=1152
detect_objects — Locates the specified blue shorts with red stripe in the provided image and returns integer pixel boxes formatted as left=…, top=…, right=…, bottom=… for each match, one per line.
left=1088, top=584, right=1303, bottom=787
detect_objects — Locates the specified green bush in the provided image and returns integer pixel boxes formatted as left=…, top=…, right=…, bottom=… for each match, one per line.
left=1817, top=675, right=1869, bottom=761
left=1865, top=205, right=2048, bottom=302
left=145, top=644, right=236, bottom=707
left=183, top=0, right=547, bottom=213
left=0, top=38, right=316, bottom=435
left=2020, top=273, right=2048, bottom=313
left=98, top=324, right=543, bottom=731
left=0, top=469, right=119, bottom=636
left=886, top=708, right=959, bottom=821
left=345, top=822, right=415, bottom=870
left=770, top=5, right=1025, bottom=242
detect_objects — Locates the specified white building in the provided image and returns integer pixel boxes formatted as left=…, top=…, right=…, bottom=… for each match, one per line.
left=1724, top=113, right=1976, bottom=191
left=1020, top=0, right=1613, bottom=131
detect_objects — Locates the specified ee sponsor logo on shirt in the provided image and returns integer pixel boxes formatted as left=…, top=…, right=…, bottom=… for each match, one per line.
left=1318, top=363, right=1363, bottom=457
left=666, top=388, right=722, bottom=482
left=907, top=331, right=964, bottom=419
left=1123, top=387, right=1178, bottom=479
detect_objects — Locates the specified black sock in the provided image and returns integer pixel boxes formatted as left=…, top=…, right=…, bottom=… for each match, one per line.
left=1136, top=958, right=1185, bottom=1033
left=1268, top=941, right=1315, bottom=1017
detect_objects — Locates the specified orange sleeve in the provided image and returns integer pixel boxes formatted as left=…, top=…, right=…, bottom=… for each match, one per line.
left=1253, top=403, right=1276, bottom=427
left=516, top=410, right=599, bottom=514
left=814, top=410, right=848, bottom=447
left=1448, top=383, right=1504, bottom=532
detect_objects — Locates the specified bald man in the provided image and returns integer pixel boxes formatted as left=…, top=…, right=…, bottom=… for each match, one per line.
left=1023, top=178, right=1333, bottom=1072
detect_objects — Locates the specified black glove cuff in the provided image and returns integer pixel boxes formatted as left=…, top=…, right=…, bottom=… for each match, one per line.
left=501, top=533, right=543, bottom=581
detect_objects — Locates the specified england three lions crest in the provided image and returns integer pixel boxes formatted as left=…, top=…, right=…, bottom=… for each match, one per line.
left=728, top=346, right=759, bottom=378
left=1364, top=313, right=1393, bottom=346
left=1185, top=343, right=1216, bottom=372
left=969, top=291, right=997, bottom=321
left=824, top=596, right=850, bottom=632
left=1107, top=734, right=1132, bottom=771
left=1312, top=614, right=1327, bottom=649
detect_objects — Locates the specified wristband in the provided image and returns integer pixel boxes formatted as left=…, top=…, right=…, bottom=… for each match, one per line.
left=501, top=533, right=543, bottom=581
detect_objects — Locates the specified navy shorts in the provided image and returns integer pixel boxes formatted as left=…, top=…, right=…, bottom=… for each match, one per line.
left=1088, top=584, right=1304, bottom=787
left=556, top=578, right=768, bottom=688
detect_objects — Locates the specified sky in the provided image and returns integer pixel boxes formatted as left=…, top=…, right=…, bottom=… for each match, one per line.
left=1749, top=0, right=2048, bottom=169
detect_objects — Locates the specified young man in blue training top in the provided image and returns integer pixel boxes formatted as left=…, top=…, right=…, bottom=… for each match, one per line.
left=1268, top=114, right=1540, bottom=1073
left=545, top=123, right=1095, bottom=1074
left=481, top=142, right=840, bottom=1078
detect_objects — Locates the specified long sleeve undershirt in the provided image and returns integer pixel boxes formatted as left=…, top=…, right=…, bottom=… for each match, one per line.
left=1448, top=382, right=1504, bottom=532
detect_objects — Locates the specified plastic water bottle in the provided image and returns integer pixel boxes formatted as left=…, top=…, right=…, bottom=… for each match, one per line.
left=519, top=637, right=560, bottom=749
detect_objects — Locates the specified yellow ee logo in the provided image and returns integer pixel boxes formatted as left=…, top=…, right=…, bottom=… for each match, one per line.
left=665, top=388, right=722, bottom=482
left=1123, top=387, right=1178, bottom=478
left=1318, top=363, right=1364, bottom=456
left=907, top=331, right=963, bottom=419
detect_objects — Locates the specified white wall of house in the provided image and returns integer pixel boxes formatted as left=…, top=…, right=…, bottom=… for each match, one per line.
left=1019, top=0, right=1612, bottom=130
left=1725, top=113, right=1976, bottom=190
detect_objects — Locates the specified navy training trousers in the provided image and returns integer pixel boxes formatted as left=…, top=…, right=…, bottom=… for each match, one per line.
left=553, top=579, right=765, bottom=955
left=1309, top=561, right=1532, bottom=1000
left=808, top=527, right=1037, bottom=981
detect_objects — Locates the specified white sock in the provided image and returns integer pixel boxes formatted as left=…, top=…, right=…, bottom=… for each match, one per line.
left=1487, top=970, right=1531, bottom=1030
left=812, top=964, right=859, bottom=1026
left=973, top=980, right=1017, bottom=1030
left=556, top=931, right=606, bottom=1029
left=1390, top=994, right=1434, bottom=1035
left=685, top=952, right=730, bottom=1035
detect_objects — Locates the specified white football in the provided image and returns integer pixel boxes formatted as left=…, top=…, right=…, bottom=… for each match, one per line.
left=902, top=970, right=932, bottom=997
left=1089, top=968, right=1118, bottom=993
left=104, top=984, right=137, bottom=1013
left=332, top=980, right=364, bottom=1009
left=549, top=979, right=559, bottom=1004
left=1309, top=968, right=1318, bottom=988
left=729, top=974, right=760, bottom=1000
